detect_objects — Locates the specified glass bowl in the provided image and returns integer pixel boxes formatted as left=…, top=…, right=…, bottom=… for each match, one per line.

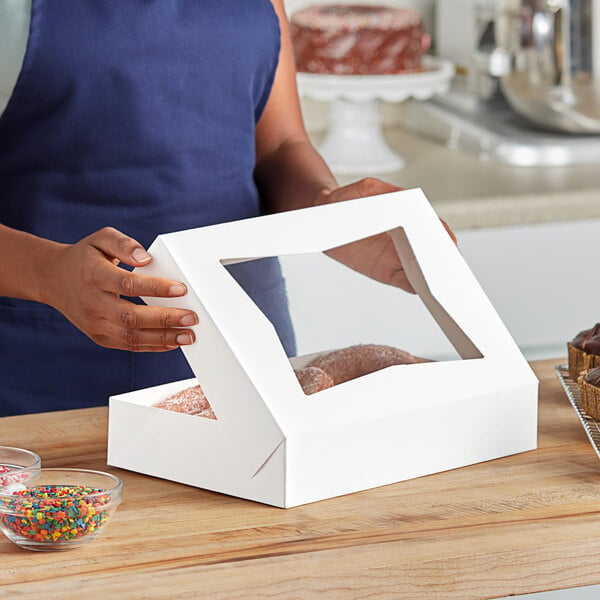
left=0, top=468, right=123, bottom=551
left=0, top=446, right=42, bottom=492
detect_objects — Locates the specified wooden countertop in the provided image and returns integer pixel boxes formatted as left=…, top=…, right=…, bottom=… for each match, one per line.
left=2, top=359, right=600, bottom=599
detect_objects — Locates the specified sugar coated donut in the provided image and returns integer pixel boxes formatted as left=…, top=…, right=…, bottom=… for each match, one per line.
left=308, top=344, right=419, bottom=385
left=153, top=345, right=427, bottom=409
left=153, top=385, right=216, bottom=419
left=294, top=366, right=335, bottom=395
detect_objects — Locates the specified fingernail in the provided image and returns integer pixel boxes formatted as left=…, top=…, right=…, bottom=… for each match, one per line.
left=179, top=313, right=197, bottom=326
left=169, top=283, right=187, bottom=296
left=133, top=248, right=151, bottom=263
left=176, top=333, right=193, bottom=345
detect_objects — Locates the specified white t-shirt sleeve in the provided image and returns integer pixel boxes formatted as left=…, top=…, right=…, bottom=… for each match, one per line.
left=0, top=0, right=32, bottom=117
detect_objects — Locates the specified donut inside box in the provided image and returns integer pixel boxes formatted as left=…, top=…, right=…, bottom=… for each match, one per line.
left=107, top=189, right=538, bottom=508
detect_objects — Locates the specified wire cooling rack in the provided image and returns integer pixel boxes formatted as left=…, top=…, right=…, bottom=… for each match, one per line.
left=555, top=364, right=600, bottom=460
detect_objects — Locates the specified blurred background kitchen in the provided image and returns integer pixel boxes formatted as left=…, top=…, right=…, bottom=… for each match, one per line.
left=282, top=0, right=600, bottom=372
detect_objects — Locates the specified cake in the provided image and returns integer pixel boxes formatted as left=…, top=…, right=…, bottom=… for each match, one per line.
left=290, top=4, right=428, bottom=75
left=578, top=367, right=600, bottom=419
left=568, top=323, right=600, bottom=380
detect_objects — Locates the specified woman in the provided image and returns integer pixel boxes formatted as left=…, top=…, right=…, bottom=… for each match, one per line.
left=0, top=0, right=432, bottom=417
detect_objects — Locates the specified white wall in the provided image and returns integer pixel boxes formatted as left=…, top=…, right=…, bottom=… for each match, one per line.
left=455, top=218, right=600, bottom=360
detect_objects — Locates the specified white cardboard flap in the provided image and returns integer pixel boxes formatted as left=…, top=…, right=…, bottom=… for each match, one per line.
left=107, top=378, right=286, bottom=506
left=137, top=189, right=534, bottom=440
left=130, top=237, right=285, bottom=478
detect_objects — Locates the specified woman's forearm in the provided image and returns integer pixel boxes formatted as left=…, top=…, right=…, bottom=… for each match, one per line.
left=254, top=135, right=338, bottom=214
left=256, top=0, right=338, bottom=214
left=0, top=224, right=65, bottom=303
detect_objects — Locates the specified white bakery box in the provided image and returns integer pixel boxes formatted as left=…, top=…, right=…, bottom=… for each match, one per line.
left=107, top=189, right=538, bottom=508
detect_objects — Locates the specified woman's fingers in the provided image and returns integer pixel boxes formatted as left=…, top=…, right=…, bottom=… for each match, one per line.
left=86, top=226, right=153, bottom=267
left=103, top=268, right=188, bottom=299
left=80, top=230, right=187, bottom=299
left=87, top=301, right=197, bottom=352
left=107, top=303, right=198, bottom=331
left=95, top=320, right=196, bottom=352
left=441, top=218, right=457, bottom=245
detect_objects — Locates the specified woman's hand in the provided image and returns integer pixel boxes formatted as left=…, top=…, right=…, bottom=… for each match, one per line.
left=40, top=227, right=198, bottom=352
left=315, top=178, right=457, bottom=294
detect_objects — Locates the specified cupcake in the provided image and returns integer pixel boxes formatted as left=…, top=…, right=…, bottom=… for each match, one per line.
left=578, top=367, right=600, bottom=419
left=568, top=323, right=600, bottom=380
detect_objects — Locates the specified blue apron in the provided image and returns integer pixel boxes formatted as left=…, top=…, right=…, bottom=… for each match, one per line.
left=0, top=0, right=296, bottom=417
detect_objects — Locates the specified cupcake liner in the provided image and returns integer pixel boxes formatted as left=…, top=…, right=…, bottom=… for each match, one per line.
left=578, top=370, right=600, bottom=420
left=583, top=352, right=600, bottom=373
left=568, top=342, right=587, bottom=380
left=568, top=342, right=600, bottom=381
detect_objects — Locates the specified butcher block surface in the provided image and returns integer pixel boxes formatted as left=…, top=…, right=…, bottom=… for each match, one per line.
left=2, top=359, right=600, bottom=599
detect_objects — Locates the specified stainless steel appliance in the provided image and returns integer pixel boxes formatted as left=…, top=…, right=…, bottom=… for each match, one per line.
left=494, top=0, right=600, bottom=133
left=404, top=0, right=600, bottom=166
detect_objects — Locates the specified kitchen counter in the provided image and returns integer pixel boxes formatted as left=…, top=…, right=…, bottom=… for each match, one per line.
left=3, top=359, right=600, bottom=599
left=306, top=102, right=600, bottom=230
left=376, top=126, right=600, bottom=230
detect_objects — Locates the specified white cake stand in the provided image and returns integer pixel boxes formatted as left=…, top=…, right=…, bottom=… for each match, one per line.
left=297, top=56, right=455, bottom=174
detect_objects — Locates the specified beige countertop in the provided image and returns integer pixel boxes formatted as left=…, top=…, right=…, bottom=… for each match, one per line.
left=372, top=128, right=600, bottom=230
left=307, top=106, right=600, bottom=231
